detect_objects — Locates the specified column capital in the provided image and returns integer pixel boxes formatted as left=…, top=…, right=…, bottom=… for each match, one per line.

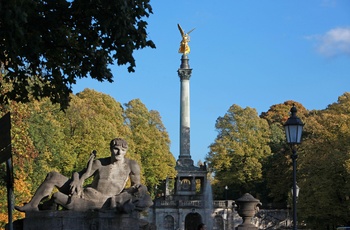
left=178, top=68, right=192, bottom=80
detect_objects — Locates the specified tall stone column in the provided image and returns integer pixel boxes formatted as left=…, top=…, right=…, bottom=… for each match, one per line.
left=177, top=54, right=193, bottom=166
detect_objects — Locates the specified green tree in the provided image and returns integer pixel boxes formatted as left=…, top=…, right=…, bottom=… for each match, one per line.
left=206, top=104, right=271, bottom=198
left=27, top=89, right=132, bottom=174
left=124, top=99, right=176, bottom=198
left=260, top=101, right=307, bottom=205
left=0, top=0, right=155, bottom=109
left=67, top=89, right=132, bottom=170
left=297, top=93, right=350, bottom=228
left=27, top=99, right=76, bottom=181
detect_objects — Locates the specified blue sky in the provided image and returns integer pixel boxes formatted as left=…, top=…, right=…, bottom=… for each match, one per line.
left=73, top=0, right=350, bottom=164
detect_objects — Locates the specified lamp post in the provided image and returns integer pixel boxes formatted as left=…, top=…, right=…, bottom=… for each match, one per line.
left=225, top=186, right=228, bottom=207
left=284, top=105, right=304, bottom=230
left=224, top=185, right=228, bottom=230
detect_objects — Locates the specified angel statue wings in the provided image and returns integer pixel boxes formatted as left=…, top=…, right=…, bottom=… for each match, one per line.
left=178, top=24, right=195, bottom=54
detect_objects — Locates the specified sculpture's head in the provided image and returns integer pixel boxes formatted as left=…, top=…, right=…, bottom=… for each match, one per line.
left=110, top=138, right=128, bottom=149
left=110, top=138, right=128, bottom=161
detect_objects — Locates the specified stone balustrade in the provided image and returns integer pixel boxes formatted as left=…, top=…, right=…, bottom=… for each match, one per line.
left=157, top=199, right=234, bottom=209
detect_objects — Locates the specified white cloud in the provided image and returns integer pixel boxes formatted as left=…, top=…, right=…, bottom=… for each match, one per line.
left=320, top=0, right=337, bottom=8
left=310, top=27, right=350, bottom=57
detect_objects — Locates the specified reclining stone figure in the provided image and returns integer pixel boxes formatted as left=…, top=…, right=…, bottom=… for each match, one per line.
left=15, top=138, right=153, bottom=213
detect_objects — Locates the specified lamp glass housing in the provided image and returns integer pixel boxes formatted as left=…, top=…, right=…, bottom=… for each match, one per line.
left=284, top=105, right=304, bottom=145
left=284, top=124, right=303, bottom=144
left=291, top=184, right=300, bottom=198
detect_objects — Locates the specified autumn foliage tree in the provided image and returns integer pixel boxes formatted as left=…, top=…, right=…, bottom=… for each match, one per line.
left=206, top=104, right=271, bottom=198
left=0, top=102, right=38, bottom=228
left=0, top=88, right=174, bottom=227
left=27, top=89, right=133, bottom=177
left=0, top=73, right=39, bottom=228
left=297, top=93, right=350, bottom=228
left=124, top=99, right=176, bottom=198
left=260, top=101, right=307, bottom=205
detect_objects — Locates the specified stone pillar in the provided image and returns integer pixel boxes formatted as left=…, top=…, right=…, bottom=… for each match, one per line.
left=235, top=193, right=261, bottom=230
left=178, top=208, right=185, bottom=230
left=191, top=177, right=196, bottom=192
left=177, top=54, right=193, bottom=167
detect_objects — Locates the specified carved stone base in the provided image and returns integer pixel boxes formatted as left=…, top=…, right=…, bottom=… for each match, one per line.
left=236, top=224, right=258, bottom=230
left=16, top=210, right=140, bottom=230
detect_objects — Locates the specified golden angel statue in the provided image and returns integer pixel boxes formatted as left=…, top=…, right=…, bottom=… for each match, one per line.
left=178, top=24, right=195, bottom=54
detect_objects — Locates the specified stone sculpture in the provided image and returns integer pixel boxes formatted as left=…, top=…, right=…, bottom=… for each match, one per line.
left=15, top=138, right=153, bottom=213
left=235, top=193, right=261, bottom=229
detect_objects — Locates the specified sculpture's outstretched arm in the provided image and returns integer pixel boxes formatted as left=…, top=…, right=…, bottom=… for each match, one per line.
left=69, top=150, right=96, bottom=196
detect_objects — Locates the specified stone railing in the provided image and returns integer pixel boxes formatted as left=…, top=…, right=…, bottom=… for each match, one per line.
left=179, top=200, right=202, bottom=207
left=157, top=200, right=234, bottom=209
left=159, top=200, right=177, bottom=206
left=215, top=200, right=235, bottom=209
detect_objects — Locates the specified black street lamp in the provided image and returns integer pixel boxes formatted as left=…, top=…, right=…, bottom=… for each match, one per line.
left=284, top=105, right=304, bottom=230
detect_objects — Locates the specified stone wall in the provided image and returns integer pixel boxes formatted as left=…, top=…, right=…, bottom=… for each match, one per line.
left=13, top=210, right=141, bottom=230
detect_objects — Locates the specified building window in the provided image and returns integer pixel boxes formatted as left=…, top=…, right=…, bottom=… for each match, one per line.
left=181, top=178, right=191, bottom=190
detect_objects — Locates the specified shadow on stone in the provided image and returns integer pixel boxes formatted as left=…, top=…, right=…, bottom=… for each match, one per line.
left=10, top=210, right=154, bottom=230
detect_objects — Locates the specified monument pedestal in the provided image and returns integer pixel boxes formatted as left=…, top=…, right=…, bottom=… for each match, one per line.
left=237, top=224, right=258, bottom=230
left=17, top=210, right=140, bottom=230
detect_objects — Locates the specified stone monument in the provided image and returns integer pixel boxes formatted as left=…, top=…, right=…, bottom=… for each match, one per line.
left=148, top=24, right=235, bottom=230
left=13, top=138, right=154, bottom=230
